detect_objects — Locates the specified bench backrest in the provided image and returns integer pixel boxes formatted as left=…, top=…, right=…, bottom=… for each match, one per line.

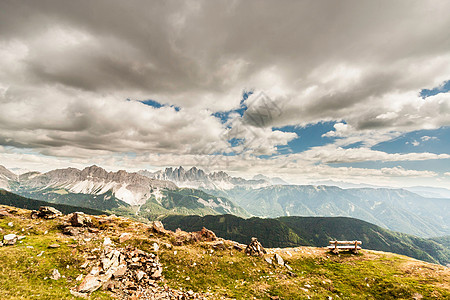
left=329, top=240, right=362, bottom=245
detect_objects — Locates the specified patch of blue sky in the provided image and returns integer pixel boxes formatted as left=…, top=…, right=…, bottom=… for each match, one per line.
left=330, top=159, right=450, bottom=175
left=229, top=138, right=245, bottom=147
left=372, top=127, right=450, bottom=155
left=420, top=80, right=450, bottom=98
left=141, top=99, right=180, bottom=111
left=342, top=141, right=364, bottom=149
left=275, top=121, right=339, bottom=154
left=212, top=90, right=254, bottom=123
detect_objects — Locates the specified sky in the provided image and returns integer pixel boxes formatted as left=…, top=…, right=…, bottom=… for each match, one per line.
left=0, top=0, right=449, bottom=188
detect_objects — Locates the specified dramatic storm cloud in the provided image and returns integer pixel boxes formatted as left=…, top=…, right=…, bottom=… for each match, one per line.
left=0, top=0, right=449, bottom=187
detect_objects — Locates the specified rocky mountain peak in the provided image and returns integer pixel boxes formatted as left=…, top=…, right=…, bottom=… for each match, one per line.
left=0, top=165, right=18, bottom=181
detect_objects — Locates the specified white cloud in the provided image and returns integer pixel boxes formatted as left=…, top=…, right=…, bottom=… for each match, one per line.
left=297, top=145, right=450, bottom=164
left=421, top=136, right=438, bottom=142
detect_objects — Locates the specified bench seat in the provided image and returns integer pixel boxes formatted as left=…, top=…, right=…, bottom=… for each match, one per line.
left=327, top=245, right=362, bottom=250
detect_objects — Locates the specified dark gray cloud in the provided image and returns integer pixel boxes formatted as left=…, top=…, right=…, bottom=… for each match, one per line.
left=0, top=0, right=449, bottom=184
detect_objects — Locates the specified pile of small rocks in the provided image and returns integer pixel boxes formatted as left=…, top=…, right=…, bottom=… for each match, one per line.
left=75, top=245, right=162, bottom=294
left=75, top=243, right=205, bottom=299
left=245, top=237, right=267, bottom=256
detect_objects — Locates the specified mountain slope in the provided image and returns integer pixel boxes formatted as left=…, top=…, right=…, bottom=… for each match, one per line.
left=0, top=189, right=106, bottom=215
left=0, top=165, right=18, bottom=190
left=205, top=185, right=450, bottom=237
left=162, top=214, right=450, bottom=265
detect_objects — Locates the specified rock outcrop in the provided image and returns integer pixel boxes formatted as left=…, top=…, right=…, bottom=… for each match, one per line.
left=68, top=212, right=92, bottom=227
left=31, top=206, right=62, bottom=219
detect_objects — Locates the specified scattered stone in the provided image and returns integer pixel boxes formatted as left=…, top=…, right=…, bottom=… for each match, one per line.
left=62, top=226, right=81, bottom=236
left=17, top=235, right=26, bottom=240
left=76, top=274, right=83, bottom=281
left=78, top=274, right=102, bottom=293
left=245, top=237, right=267, bottom=256
left=113, top=264, right=127, bottom=278
left=285, top=263, right=292, bottom=271
left=103, top=237, right=113, bottom=247
left=37, top=251, right=44, bottom=257
left=153, top=242, right=159, bottom=251
left=70, top=289, right=88, bottom=298
left=212, top=241, right=226, bottom=250
left=161, top=242, right=172, bottom=249
left=69, top=212, right=92, bottom=227
left=3, top=233, right=17, bottom=245
left=90, top=266, right=101, bottom=276
left=37, top=206, right=62, bottom=219
left=136, top=270, right=146, bottom=281
left=30, top=210, right=39, bottom=219
left=48, top=244, right=60, bottom=248
left=0, top=209, right=12, bottom=218
left=50, top=269, right=61, bottom=280
left=264, top=257, right=273, bottom=265
left=119, top=232, right=132, bottom=243
left=233, top=243, right=245, bottom=251
left=151, top=221, right=166, bottom=234
left=274, top=253, right=284, bottom=266
left=287, top=271, right=298, bottom=277
left=80, top=261, right=89, bottom=269
left=7, top=222, right=13, bottom=227
left=88, top=227, right=99, bottom=233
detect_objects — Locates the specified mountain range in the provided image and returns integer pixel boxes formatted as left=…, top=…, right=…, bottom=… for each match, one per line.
left=1, top=164, right=449, bottom=239
left=2, top=165, right=246, bottom=218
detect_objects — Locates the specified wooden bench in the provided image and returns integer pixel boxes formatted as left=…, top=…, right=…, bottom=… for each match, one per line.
left=328, top=240, right=362, bottom=254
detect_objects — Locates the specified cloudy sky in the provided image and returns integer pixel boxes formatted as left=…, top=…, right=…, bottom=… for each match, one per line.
left=1, top=0, right=449, bottom=187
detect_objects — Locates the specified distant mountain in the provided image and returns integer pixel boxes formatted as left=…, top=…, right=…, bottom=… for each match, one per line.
left=252, top=174, right=290, bottom=185
left=404, top=186, right=450, bottom=199
left=204, top=185, right=450, bottom=238
left=0, top=165, right=247, bottom=218
left=139, top=166, right=270, bottom=190
left=162, top=214, right=450, bottom=266
left=0, top=189, right=106, bottom=215
left=0, top=165, right=18, bottom=190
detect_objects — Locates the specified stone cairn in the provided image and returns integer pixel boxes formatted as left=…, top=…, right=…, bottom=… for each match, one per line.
left=245, top=237, right=267, bottom=256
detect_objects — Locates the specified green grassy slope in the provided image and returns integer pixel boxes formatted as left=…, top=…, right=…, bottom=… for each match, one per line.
left=0, top=206, right=449, bottom=299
